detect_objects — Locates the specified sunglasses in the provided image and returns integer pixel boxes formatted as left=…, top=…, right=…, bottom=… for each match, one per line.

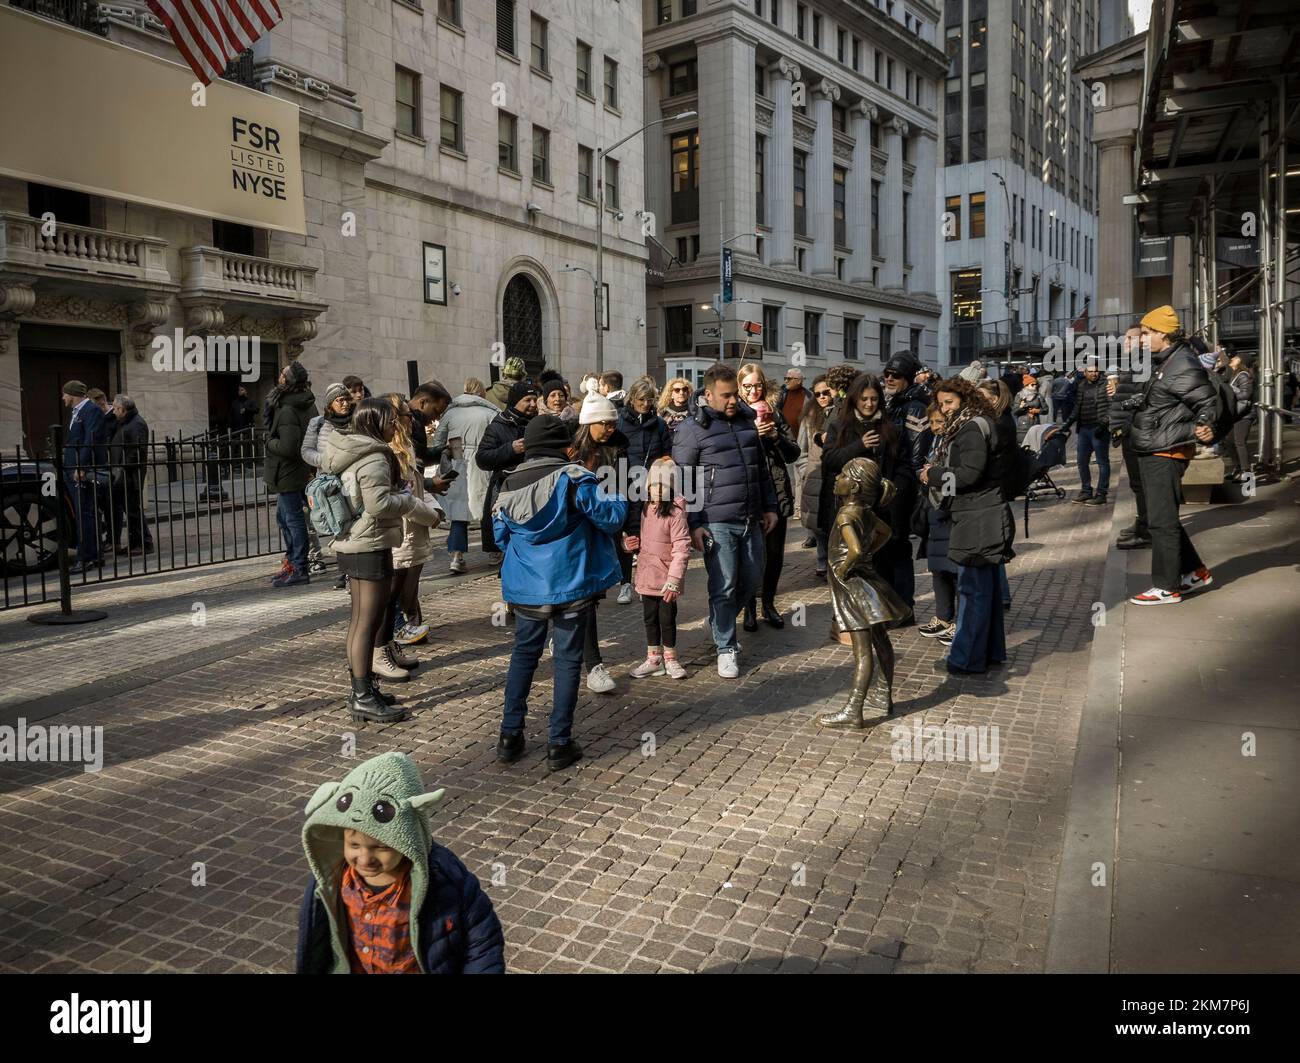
left=814, top=389, right=834, bottom=398
left=882, top=371, right=904, bottom=379
left=672, top=385, right=689, bottom=391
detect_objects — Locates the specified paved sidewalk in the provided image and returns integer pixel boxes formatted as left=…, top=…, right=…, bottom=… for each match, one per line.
left=3, top=465, right=1111, bottom=973
left=1049, top=427, right=1300, bottom=973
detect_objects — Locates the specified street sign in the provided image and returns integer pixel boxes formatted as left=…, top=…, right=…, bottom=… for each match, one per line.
left=722, top=248, right=733, bottom=304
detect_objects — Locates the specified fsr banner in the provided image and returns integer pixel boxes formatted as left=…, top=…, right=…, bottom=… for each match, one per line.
left=0, top=5, right=305, bottom=234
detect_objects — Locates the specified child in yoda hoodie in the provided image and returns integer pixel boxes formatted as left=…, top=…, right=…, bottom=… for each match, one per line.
left=297, top=751, right=504, bottom=974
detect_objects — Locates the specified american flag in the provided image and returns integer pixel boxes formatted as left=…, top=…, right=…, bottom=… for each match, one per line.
left=146, top=0, right=284, bottom=86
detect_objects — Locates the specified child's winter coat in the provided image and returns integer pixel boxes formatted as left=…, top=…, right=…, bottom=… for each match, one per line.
left=633, top=495, right=691, bottom=597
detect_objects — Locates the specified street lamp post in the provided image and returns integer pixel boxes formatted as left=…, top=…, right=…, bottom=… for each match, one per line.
left=717, top=230, right=760, bottom=359
left=593, top=109, right=696, bottom=375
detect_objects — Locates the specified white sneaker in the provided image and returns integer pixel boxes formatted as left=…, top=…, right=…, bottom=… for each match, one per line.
left=1180, top=566, right=1213, bottom=593
left=1130, top=586, right=1182, bottom=606
left=586, top=663, right=616, bottom=693
left=717, top=651, right=739, bottom=678
left=449, top=552, right=467, bottom=574
left=616, top=583, right=634, bottom=605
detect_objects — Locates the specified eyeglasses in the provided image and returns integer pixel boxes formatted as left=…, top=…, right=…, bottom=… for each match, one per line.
left=740, top=382, right=763, bottom=392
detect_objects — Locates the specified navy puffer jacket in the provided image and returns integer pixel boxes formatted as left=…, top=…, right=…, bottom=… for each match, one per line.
left=297, top=843, right=505, bottom=974
left=617, top=406, right=672, bottom=472
left=671, top=389, right=778, bottom=529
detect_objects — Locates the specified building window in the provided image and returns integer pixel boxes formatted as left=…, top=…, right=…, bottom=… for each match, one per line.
left=969, top=192, right=985, bottom=238
left=498, top=111, right=517, bottom=171
left=951, top=269, right=983, bottom=323
left=852, top=37, right=861, bottom=71
left=665, top=305, right=693, bottom=353
left=770, top=0, right=779, bottom=27
left=794, top=151, right=807, bottom=236
left=837, top=28, right=846, bottom=63
left=763, top=304, right=781, bottom=352
left=212, top=220, right=256, bottom=255
left=670, top=59, right=698, bottom=96
left=880, top=322, right=893, bottom=359
left=656, top=0, right=672, bottom=24
left=871, top=179, right=881, bottom=253
left=395, top=66, right=420, bottom=137
left=797, top=3, right=805, bottom=39
left=671, top=129, right=700, bottom=223
left=683, top=0, right=696, bottom=13
left=604, top=57, right=619, bottom=109
left=813, top=13, right=822, bottom=48
left=755, top=135, right=766, bottom=227
left=496, top=0, right=515, bottom=55
left=439, top=86, right=463, bottom=150
left=944, top=194, right=961, bottom=241
left=833, top=167, right=847, bottom=247
left=844, top=317, right=860, bottom=359
left=605, top=156, right=620, bottom=208
left=438, top=0, right=460, bottom=26
left=756, top=62, right=766, bottom=96
left=532, top=125, right=550, bottom=183
left=578, top=146, right=594, bottom=200
left=833, top=105, right=847, bottom=133
left=886, top=58, right=894, bottom=91
left=576, top=41, right=593, bottom=97
left=874, top=51, right=882, bottom=83
left=530, top=14, right=548, bottom=72
left=910, top=326, right=923, bottom=356
left=796, top=247, right=806, bottom=272
left=804, top=311, right=822, bottom=358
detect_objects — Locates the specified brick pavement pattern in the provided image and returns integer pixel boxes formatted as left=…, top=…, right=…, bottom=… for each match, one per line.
left=0, top=467, right=1109, bottom=973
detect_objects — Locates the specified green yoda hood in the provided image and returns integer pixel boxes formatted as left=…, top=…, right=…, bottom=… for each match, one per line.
left=302, top=751, right=445, bottom=973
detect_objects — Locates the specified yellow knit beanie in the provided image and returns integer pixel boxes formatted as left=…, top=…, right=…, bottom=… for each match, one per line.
left=1140, top=304, right=1181, bottom=335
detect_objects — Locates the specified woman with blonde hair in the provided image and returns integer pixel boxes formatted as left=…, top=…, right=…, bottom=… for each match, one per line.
left=658, top=377, right=693, bottom=432
left=463, top=377, right=487, bottom=398
left=737, top=361, right=801, bottom=629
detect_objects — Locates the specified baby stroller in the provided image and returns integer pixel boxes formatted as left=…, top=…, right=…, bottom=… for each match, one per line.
left=1017, top=423, right=1071, bottom=536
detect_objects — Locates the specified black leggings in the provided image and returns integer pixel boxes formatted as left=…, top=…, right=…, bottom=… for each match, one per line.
left=384, top=566, right=421, bottom=643
left=347, top=573, right=392, bottom=676
left=932, top=571, right=957, bottom=623
left=747, top=515, right=788, bottom=609
left=642, top=595, right=678, bottom=649
left=617, top=543, right=633, bottom=584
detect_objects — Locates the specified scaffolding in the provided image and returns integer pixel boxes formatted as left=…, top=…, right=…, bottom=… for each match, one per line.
left=1135, top=0, right=1300, bottom=474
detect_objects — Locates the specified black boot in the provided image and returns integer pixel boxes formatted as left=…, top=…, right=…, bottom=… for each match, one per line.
left=761, top=599, right=784, bottom=629
left=497, top=731, right=525, bottom=763
left=349, top=673, right=406, bottom=723
left=547, top=739, right=583, bottom=771
left=742, top=599, right=758, bottom=633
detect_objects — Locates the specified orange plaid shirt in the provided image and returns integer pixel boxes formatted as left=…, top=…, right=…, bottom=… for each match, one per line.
left=339, top=862, right=421, bottom=974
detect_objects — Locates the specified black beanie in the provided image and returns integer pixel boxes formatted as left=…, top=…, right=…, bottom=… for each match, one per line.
left=523, top=413, right=572, bottom=460
left=507, top=379, right=539, bottom=409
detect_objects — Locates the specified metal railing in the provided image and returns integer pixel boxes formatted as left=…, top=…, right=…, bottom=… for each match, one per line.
left=1, top=425, right=284, bottom=610
left=9, top=0, right=107, bottom=34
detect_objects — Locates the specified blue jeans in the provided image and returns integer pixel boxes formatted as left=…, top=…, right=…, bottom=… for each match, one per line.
left=949, top=564, right=1007, bottom=672
left=701, top=520, right=765, bottom=653
left=998, top=562, right=1011, bottom=607
left=1076, top=424, right=1111, bottom=495
left=502, top=609, right=586, bottom=745
left=447, top=519, right=469, bottom=554
left=276, top=490, right=309, bottom=569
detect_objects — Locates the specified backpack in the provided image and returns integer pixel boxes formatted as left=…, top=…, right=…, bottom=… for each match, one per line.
left=970, top=416, right=1036, bottom=500
left=306, top=471, right=361, bottom=537
left=1206, top=369, right=1241, bottom=442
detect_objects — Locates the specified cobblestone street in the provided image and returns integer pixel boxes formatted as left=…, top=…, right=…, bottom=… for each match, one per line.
left=0, top=466, right=1109, bottom=974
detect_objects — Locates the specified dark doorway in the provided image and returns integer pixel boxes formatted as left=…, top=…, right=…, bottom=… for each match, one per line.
left=206, top=342, right=280, bottom=432
left=18, top=326, right=120, bottom=458
left=502, top=273, right=545, bottom=378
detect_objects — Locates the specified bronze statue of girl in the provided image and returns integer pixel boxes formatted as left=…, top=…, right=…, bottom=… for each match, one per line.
left=817, top=457, right=909, bottom=729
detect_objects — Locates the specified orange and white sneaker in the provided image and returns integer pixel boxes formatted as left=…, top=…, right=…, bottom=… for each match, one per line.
left=1130, top=587, right=1182, bottom=606
left=1180, top=566, right=1214, bottom=593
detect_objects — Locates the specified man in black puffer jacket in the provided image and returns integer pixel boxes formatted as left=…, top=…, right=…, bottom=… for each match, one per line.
left=1113, top=307, right=1217, bottom=606
left=1107, top=326, right=1150, bottom=547
left=672, top=363, right=778, bottom=679
left=880, top=352, right=930, bottom=614
left=1067, top=359, right=1112, bottom=505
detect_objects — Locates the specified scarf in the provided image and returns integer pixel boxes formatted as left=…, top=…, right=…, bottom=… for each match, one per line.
left=936, top=404, right=979, bottom=466
left=325, top=407, right=352, bottom=431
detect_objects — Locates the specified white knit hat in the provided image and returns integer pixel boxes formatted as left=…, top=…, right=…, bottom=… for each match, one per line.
left=579, top=377, right=618, bottom=425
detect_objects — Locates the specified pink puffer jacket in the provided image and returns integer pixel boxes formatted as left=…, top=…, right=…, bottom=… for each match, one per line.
left=633, top=496, right=691, bottom=597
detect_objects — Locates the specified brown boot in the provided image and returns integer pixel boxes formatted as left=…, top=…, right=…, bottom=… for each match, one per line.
left=817, top=694, right=865, bottom=729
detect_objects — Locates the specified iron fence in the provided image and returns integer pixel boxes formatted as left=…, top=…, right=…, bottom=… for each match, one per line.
left=1, top=424, right=285, bottom=610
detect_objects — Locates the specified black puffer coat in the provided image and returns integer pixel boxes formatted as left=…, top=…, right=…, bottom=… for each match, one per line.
left=927, top=416, right=1014, bottom=567
left=747, top=404, right=802, bottom=519
left=617, top=406, right=672, bottom=473
left=819, top=412, right=917, bottom=546
left=1070, top=376, right=1112, bottom=430
left=1122, top=342, right=1217, bottom=455
left=264, top=388, right=319, bottom=494
left=475, top=405, right=533, bottom=552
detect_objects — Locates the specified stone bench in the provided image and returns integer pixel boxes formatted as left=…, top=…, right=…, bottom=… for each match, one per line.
left=1182, top=453, right=1224, bottom=504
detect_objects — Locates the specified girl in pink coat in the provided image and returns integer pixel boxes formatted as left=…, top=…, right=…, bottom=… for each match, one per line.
left=624, top=457, right=692, bottom=679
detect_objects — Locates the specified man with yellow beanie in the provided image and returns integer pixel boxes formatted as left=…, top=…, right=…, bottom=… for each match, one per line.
left=1110, top=305, right=1217, bottom=605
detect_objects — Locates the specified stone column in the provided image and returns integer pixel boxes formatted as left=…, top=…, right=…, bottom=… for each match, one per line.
left=0, top=278, right=36, bottom=451
left=1095, top=134, right=1136, bottom=319
left=881, top=116, right=908, bottom=289
left=698, top=30, right=758, bottom=274
left=768, top=57, right=801, bottom=268
left=809, top=79, right=841, bottom=277
left=846, top=101, right=877, bottom=284
left=909, top=130, right=937, bottom=296
left=642, top=56, right=670, bottom=239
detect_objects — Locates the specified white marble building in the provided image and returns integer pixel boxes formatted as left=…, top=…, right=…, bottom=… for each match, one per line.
left=642, top=0, right=946, bottom=383
left=0, top=0, right=647, bottom=454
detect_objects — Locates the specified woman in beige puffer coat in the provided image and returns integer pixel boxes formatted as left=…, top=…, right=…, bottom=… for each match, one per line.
left=319, top=398, right=441, bottom=722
